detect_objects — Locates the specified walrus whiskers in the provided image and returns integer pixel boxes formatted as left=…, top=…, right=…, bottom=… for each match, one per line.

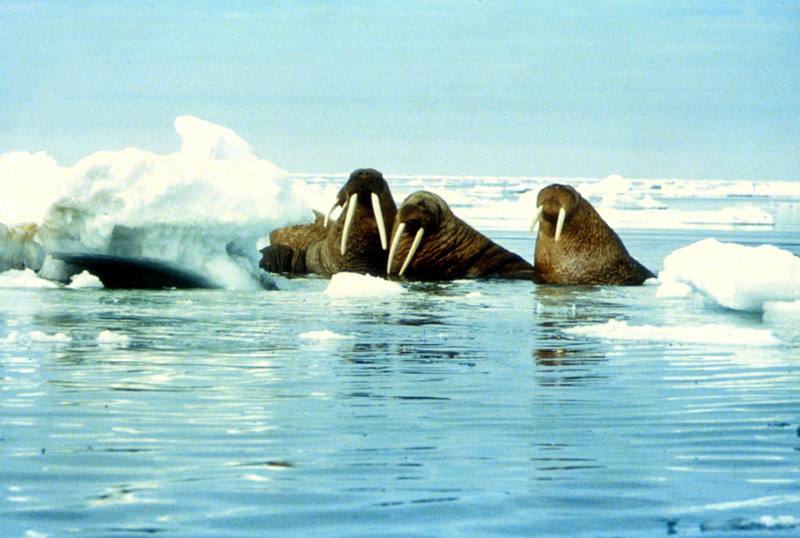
left=399, top=227, right=424, bottom=277
left=554, top=206, right=566, bottom=242
left=340, top=192, right=358, bottom=255
left=386, top=222, right=405, bottom=275
left=371, top=192, right=388, bottom=250
left=529, top=205, right=543, bottom=234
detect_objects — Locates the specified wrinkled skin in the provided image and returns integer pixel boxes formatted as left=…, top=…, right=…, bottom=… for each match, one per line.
left=532, top=183, right=654, bottom=285
left=386, top=191, right=535, bottom=280
left=259, top=168, right=397, bottom=277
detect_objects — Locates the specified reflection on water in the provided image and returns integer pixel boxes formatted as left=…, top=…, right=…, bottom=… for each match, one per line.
left=1, top=280, right=799, bottom=537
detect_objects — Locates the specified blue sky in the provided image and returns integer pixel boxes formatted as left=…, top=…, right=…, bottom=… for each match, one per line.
left=1, top=1, right=798, bottom=179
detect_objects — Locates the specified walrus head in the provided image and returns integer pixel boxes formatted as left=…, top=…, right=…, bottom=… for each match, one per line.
left=386, top=191, right=447, bottom=276
left=324, top=168, right=395, bottom=256
left=531, top=183, right=582, bottom=242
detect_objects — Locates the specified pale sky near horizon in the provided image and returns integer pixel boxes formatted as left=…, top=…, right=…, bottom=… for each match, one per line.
left=1, top=1, right=798, bottom=180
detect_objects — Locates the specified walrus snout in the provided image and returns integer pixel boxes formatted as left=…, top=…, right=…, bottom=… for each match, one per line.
left=531, top=184, right=582, bottom=241
left=387, top=192, right=446, bottom=277
left=323, top=168, right=393, bottom=254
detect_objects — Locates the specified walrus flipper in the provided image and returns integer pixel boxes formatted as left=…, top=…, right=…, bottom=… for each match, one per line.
left=52, top=253, right=219, bottom=289
left=259, top=245, right=308, bottom=275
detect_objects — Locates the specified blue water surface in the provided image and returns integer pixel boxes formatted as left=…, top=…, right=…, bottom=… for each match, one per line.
left=2, top=227, right=799, bottom=536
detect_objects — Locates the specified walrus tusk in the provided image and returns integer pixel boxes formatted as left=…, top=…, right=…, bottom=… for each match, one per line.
left=386, top=222, right=405, bottom=275
left=399, top=227, right=424, bottom=277
left=371, top=192, right=388, bottom=250
left=529, top=205, right=543, bottom=234
left=555, top=206, right=566, bottom=242
left=340, top=192, right=358, bottom=255
left=324, top=201, right=340, bottom=228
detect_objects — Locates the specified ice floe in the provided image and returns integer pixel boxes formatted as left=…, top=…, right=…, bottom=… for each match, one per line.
left=96, top=330, right=130, bottom=345
left=564, top=319, right=781, bottom=347
left=658, top=239, right=800, bottom=312
left=324, top=272, right=405, bottom=298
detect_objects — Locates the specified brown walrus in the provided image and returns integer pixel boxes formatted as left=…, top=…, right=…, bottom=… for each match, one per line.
left=386, top=191, right=536, bottom=280
left=531, top=183, right=654, bottom=285
left=259, top=168, right=397, bottom=277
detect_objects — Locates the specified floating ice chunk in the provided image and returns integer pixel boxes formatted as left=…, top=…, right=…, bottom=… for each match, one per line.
left=658, top=239, right=800, bottom=311
left=0, top=269, right=59, bottom=288
left=68, top=270, right=103, bottom=289
left=564, top=319, right=781, bottom=346
left=599, top=192, right=666, bottom=210
left=654, top=280, right=694, bottom=298
left=324, top=272, right=405, bottom=298
left=24, top=116, right=308, bottom=289
left=298, top=330, right=354, bottom=340
left=596, top=205, right=774, bottom=230
left=29, top=331, right=72, bottom=343
left=175, top=115, right=254, bottom=161
left=96, top=330, right=129, bottom=345
left=0, top=151, right=66, bottom=225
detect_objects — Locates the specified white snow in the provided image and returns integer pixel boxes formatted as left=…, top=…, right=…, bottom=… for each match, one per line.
left=1, top=116, right=314, bottom=289
left=658, top=239, right=800, bottom=312
left=324, top=272, right=405, bottom=298
left=564, top=319, right=781, bottom=347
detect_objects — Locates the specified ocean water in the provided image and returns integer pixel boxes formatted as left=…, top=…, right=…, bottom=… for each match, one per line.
left=2, top=120, right=800, bottom=537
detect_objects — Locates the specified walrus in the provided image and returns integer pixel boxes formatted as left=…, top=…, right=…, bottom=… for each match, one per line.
left=259, top=168, right=397, bottom=277
left=386, top=191, right=536, bottom=280
left=531, top=183, right=654, bottom=285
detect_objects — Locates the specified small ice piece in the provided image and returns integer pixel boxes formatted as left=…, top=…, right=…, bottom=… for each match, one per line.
left=68, top=270, right=104, bottom=289
left=658, top=239, right=800, bottom=311
left=564, top=319, right=781, bottom=346
left=29, top=331, right=72, bottom=343
left=0, top=269, right=59, bottom=288
left=324, top=272, right=405, bottom=298
left=298, top=330, right=354, bottom=340
left=96, top=330, right=130, bottom=345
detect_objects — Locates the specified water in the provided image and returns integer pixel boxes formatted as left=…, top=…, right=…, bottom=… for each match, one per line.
left=2, top=155, right=800, bottom=536
left=2, top=228, right=799, bottom=537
